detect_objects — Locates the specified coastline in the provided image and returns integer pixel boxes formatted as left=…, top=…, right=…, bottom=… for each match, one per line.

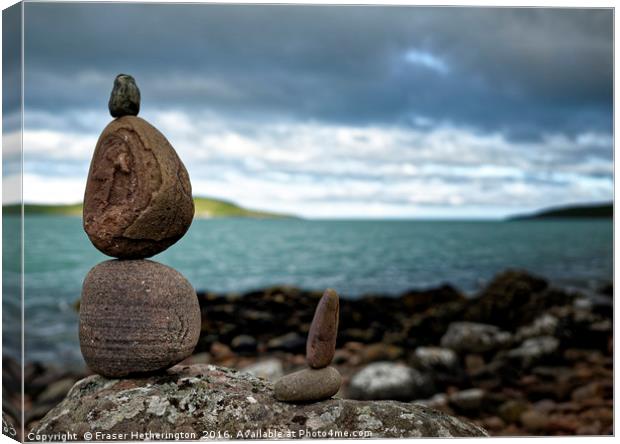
left=5, top=269, right=613, bottom=437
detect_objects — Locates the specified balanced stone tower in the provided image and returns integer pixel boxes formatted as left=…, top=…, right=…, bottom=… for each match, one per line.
left=79, top=74, right=200, bottom=378
left=274, top=288, right=342, bottom=402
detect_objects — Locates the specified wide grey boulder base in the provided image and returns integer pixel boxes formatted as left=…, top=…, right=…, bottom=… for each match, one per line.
left=32, top=365, right=487, bottom=439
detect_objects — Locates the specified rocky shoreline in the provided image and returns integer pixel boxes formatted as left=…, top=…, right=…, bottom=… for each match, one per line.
left=4, top=269, right=613, bottom=438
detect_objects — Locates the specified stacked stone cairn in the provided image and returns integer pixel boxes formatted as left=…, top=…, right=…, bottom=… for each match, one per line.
left=79, top=74, right=201, bottom=378
left=274, top=289, right=342, bottom=402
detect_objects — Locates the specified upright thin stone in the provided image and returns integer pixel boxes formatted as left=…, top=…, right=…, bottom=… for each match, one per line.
left=306, top=288, right=339, bottom=369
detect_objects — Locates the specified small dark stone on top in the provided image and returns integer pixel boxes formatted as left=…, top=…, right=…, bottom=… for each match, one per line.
left=108, top=74, right=140, bottom=117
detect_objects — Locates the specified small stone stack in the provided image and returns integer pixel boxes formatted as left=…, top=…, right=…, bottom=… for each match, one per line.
left=274, top=288, right=342, bottom=402
left=79, top=74, right=200, bottom=378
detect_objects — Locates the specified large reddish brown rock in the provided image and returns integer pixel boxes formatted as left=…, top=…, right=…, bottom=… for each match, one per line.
left=306, top=288, right=339, bottom=368
left=79, top=259, right=201, bottom=378
left=83, top=116, right=194, bottom=259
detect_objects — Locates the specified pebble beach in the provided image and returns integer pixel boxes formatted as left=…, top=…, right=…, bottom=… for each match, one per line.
left=5, top=269, right=612, bottom=437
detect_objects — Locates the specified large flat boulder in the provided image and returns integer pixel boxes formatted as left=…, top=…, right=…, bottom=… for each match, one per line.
left=31, top=365, right=486, bottom=440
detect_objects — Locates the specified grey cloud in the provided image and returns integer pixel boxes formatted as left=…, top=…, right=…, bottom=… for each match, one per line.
left=3, top=3, right=22, bottom=131
left=22, top=4, right=612, bottom=140
left=14, top=3, right=613, bottom=215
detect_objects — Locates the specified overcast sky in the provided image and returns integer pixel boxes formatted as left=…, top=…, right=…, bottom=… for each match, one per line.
left=3, top=3, right=613, bottom=218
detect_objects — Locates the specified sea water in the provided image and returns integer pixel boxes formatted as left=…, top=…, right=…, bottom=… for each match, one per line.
left=2, top=215, right=612, bottom=365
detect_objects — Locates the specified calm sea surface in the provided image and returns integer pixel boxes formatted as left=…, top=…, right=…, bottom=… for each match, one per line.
left=2, top=215, right=612, bottom=365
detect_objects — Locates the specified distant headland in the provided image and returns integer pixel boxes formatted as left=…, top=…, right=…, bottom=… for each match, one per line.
left=508, top=202, right=613, bottom=220
left=3, top=196, right=295, bottom=219
left=4, top=200, right=613, bottom=221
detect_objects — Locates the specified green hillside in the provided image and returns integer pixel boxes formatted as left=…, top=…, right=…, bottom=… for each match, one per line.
left=3, top=203, right=83, bottom=216
left=509, top=202, right=613, bottom=220
left=193, top=197, right=292, bottom=218
left=3, top=197, right=293, bottom=219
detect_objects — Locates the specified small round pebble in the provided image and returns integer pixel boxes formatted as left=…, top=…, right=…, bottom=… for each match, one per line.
left=306, top=288, right=339, bottom=368
left=274, top=366, right=341, bottom=402
left=83, top=116, right=194, bottom=259
left=79, top=259, right=201, bottom=378
left=108, top=74, right=140, bottom=117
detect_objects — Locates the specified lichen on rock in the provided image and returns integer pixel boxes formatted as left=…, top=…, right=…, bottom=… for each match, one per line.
left=32, top=364, right=487, bottom=440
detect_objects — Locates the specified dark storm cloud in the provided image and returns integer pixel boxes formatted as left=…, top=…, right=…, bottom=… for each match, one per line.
left=3, top=3, right=22, bottom=131
left=23, top=3, right=612, bottom=140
